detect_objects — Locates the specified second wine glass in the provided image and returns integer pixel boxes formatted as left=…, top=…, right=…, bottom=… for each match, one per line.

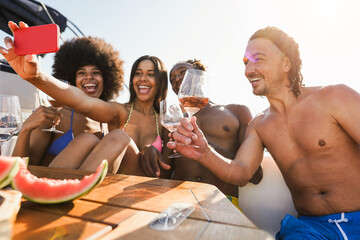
left=160, top=99, right=184, bottom=158
left=160, top=98, right=200, bottom=158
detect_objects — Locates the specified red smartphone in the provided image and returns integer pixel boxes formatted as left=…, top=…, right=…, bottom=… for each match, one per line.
left=14, top=24, right=60, bottom=55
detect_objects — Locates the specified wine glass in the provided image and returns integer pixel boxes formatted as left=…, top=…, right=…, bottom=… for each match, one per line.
left=0, top=94, right=22, bottom=155
left=42, top=79, right=69, bottom=134
left=160, top=99, right=199, bottom=158
left=178, top=69, right=209, bottom=118
left=160, top=99, right=184, bottom=158
left=41, top=95, right=64, bottom=133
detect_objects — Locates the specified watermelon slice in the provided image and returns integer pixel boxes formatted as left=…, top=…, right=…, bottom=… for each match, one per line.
left=0, top=156, right=21, bottom=189
left=12, top=159, right=108, bottom=204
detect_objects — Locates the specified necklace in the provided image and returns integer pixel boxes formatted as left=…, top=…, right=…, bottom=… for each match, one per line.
left=122, top=103, right=159, bottom=137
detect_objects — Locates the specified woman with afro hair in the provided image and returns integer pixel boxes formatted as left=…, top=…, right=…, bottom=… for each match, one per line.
left=8, top=22, right=171, bottom=175
left=12, top=36, right=134, bottom=174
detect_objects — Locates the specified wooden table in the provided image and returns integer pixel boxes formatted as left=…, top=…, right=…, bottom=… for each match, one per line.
left=11, top=166, right=274, bottom=240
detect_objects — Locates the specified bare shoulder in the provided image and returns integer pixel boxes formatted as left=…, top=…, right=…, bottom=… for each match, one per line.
left=225, top=104, right=252, bottom=117
left=224, top=103, right=253, bottom=125
left=314, top=84, right=358, bottom=99
left=109, top=101, right=127, bottom=111
left=108, top=101, right=128, bottom=124
left=298, top=85, right=360, bottom=124
left=250, top=108, right=267, bottom=125
left=225, top=103, right=251, bottom=112
left=309, top=84, right=360, bottom=107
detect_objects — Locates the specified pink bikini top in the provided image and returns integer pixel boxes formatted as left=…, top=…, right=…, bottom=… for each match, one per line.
left=122, top=103, right=162, bottom=152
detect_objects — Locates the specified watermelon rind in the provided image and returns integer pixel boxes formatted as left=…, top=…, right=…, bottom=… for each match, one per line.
left=71, top=160, right=108, bottom=200
left=12, top=159, right=108, bottom=204
left=76, top=161, right=108, bottom=199
left=0, top=157, right=21, bottom=189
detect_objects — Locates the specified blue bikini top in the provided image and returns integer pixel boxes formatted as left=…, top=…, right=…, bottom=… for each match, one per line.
left=46, top=110, right=75, bottom=156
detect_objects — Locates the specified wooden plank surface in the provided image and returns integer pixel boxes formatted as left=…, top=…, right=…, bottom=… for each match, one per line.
left=13, top=208, right=112, bottom=240
left=27, top=165, right=256, bottom=228
left=101, top=210, right=273, bottom=240
left=27, top=165, right=92, bottom=179
left=101, top=210, right=209, bottom=240
left=107, top=173, right=209, bottom=189
left=27, top=165, right=211, bottom=189
left=21, top=165, right=261, bottom=240
left=20, top=199, right=138, bottom=228
left=83, top=178, right=198, bottom=209
left=190, top=185, right=256, bottom=227
left=83, top=178, right=256, bottom=228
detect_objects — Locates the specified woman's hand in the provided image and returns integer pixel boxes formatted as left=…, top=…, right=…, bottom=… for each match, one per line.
left=140, top=145, right=171, bottom=177
left=0, top=21, right=41, bottom=81
left=22, top=106, right=62, bottom=132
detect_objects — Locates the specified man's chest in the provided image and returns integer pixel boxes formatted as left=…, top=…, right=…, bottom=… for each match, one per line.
left=257, top=109, right=342, bottom=158
left=196, top=109, right=240, bottom=140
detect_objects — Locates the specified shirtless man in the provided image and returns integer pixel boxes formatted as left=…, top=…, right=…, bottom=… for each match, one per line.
left=143, top=59, right=263, bottom=205
left=170, top=28, right=360, bottom=239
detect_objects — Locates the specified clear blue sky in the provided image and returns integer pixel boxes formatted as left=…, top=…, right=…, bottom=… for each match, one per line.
left=1, top=0, right=360, bottom=116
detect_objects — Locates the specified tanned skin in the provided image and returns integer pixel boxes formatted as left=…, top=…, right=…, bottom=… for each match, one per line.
left=169, top=38, right=360, bottom=216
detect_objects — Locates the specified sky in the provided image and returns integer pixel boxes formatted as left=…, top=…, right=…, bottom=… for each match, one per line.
left=1, top=0, right=360, bottom=117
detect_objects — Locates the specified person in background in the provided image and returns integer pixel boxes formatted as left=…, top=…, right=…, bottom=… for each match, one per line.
left=12, top=36, right=130, bottom=173
left=49, top=55, right=171, bottom=175
left=142, top=58, right=263, bottom=209
left=2, top=21, right=170, bottom=175
left=169, top=27, right=360, bottom=239
left=116, top=55, right=172, bottom=176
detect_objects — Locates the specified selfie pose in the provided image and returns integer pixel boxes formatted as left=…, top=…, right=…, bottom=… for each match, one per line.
left=2, top=21, right=170, bottom=176
left=11, top=35, right=130, bottom=174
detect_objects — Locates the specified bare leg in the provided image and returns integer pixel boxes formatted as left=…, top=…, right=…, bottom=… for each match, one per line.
left=79, top=129, right=131, bottom=173
left=49, top=130, right=145, bottom=175
left=117, top=138, right=145, bottom=176
left=49, top=133, right=100, bottom=169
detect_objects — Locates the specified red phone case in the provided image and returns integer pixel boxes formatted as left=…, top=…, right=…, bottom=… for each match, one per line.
left=14, top=24, right=60, bottom=55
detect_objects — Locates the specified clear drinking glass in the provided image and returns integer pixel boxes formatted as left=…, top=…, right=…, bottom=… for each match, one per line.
left=0, top=94, right=22, bottom=155
left=41, top=95, right=64, bottom=133
left=178, top=69, right=209, bottom=118
left=160, top=99, right=184, bottom=158
left=42, top=80, right=69, bottom=134
left=160, top=99, right=199, bottom=158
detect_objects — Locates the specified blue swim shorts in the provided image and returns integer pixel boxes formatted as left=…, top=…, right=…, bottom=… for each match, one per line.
left=275, top=211, right=360, bottom=240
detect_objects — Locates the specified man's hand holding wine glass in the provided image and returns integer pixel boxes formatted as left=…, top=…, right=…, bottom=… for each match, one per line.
left=168, top=116, right=210, bottom=162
